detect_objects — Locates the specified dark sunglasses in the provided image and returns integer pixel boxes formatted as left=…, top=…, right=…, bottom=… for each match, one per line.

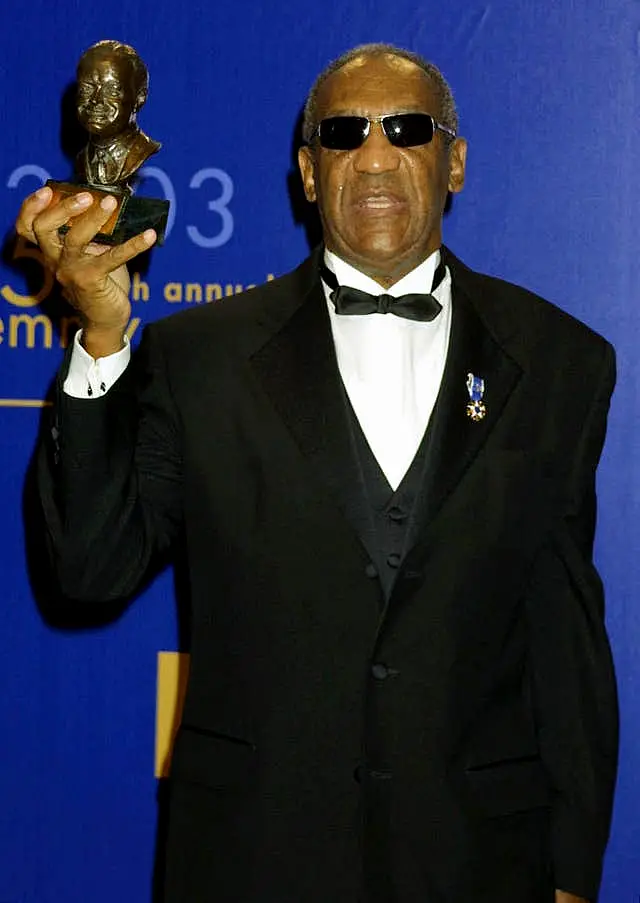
left=313, top=113, right=456, bottom=150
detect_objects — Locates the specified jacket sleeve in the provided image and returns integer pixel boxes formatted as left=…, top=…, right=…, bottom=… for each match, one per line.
left=525, top=341, right=618, bottom=901
left=37, top=322, right=183, bottom=602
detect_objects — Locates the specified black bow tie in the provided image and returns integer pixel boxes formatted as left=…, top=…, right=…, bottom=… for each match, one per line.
left=320, top=259, right=445, bottom=322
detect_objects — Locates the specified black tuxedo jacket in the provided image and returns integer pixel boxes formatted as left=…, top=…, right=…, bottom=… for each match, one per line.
left=39, top=248, right=618, bottom=903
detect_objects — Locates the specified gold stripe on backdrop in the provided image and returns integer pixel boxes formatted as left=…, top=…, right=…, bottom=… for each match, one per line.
left=155, top=651, right=190, bottom=779
left=0, top=399, right=52, bottom=408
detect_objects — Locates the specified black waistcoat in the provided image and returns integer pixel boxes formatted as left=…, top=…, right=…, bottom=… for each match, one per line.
left=342, top=391, right=431, bottom=601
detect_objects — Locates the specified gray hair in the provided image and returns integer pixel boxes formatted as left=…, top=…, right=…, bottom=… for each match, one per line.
left=302, top=43, right=458, bottom=145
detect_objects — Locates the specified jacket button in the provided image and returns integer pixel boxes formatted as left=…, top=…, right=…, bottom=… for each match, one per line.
left=371, top=662, right=389, bottom=680
left=386, top=505, right=407, bottom=523
left=386, top=552, right=401, bottom=568
left=365, top=562, right=378, bottom=578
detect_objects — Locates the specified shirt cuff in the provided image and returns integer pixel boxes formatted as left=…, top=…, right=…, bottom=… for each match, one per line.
left=63, top=329, right=131, bottom=398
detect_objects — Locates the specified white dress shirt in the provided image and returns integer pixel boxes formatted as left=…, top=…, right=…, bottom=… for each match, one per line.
left=323, top=248, right=452, bottom=489
left=64, top=248, right=452, bottom=489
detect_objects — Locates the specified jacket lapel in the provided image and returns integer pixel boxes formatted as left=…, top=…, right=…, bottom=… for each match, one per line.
left=249, top=260, right=376, bottom=560
left=400, top=251, right=524, bottom=574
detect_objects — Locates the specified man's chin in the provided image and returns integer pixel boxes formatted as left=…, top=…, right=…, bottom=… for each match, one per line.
left=345, top=239, right=418, bottom=267
left=333, top=238, right=436, bottom=285
left=85, top=125, right=119, bottom=141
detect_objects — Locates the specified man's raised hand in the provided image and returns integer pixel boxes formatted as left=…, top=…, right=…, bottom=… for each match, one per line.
left=15, top=185, right=156, bottom=358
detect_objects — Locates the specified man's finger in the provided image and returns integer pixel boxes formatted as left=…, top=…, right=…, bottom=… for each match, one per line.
left=28, top=190, right=98, bottom=264
left=15, top=185, right=58, bottom=242
left=31, top=190, right=95, bottom=238
left=16, top=186, right=97, bottom=266
left=76, top=229, right=157, bottom=279
left=58, top=194, right=120, bottom=251
left=100, top=229, right=158, bottom=270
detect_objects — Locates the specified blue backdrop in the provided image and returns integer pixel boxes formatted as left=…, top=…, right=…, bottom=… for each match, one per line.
left=1, top=1, right=638, bottom=900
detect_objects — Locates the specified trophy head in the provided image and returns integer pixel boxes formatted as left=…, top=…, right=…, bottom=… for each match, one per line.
left=76, top=40, right=149, bottom=142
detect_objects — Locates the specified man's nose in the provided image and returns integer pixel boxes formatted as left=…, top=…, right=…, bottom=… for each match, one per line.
left=87, top=84, right=107, bottom=102
left=352, top=121, right=401, bottom=173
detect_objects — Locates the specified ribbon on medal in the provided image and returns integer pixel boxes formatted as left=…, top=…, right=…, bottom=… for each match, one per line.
left=466, top=372, right=486, bottom=421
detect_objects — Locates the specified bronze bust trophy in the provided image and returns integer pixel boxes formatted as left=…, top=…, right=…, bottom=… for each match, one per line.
left=47, top=40, right=169, bottom=244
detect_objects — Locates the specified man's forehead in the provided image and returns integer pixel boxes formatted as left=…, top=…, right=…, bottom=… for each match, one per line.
left=78, top=53, right=129, bottom=81
left=316, top=54, right=438, bottom=116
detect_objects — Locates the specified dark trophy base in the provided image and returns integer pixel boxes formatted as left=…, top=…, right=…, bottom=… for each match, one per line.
left=46, top=180, right=170, bottom=245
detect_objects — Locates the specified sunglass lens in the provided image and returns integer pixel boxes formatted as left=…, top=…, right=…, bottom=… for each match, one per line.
left=318, top=117, right=368, bottom=150
left=384, top=114, right=435, bottom=147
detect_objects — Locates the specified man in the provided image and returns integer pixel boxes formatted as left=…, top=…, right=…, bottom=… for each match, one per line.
left=75, top=39, right=160, bottom=188
left=17, top=44, right=617, bottom=903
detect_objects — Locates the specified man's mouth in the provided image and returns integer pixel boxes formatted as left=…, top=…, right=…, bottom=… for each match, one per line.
left=83, top=108, right=113, bottom=122
left=353, top=192, right=406, bottom=211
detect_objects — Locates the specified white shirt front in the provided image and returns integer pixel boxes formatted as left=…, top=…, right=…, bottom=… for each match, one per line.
left=64, top=249, right=452, bottom=490
left=323, top=248, right=452, bottom=489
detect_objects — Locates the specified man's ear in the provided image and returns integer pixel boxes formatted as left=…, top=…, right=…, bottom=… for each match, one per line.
left=134, top=88, right=148, bottom=113
left=298, top=145, right=317, bottom=203
left=448, top=137, right=467, bottom=194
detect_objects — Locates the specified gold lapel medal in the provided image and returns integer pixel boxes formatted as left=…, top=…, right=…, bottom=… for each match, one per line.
left=466, top=372, right=486, bottom=421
